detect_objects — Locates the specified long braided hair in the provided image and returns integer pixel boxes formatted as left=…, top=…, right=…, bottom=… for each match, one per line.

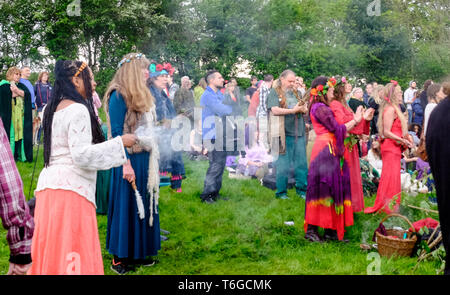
left=274, top=69, right=303, bottom=108
left=42, top=60, right=105, bottom=167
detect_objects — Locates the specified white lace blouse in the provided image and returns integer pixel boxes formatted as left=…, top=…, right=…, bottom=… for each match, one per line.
left=35, top=103, right=127, bottom=207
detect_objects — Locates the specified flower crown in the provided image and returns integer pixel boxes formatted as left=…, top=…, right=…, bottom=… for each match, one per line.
left=118, top=53, right=145, bottom=68
left=310, top=77, right=340, bottom=99
left=149, top=62, right=174, bottom=77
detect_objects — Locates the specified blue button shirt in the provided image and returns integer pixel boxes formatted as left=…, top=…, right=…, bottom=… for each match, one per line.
left=200, top=86, right=232, bottom=140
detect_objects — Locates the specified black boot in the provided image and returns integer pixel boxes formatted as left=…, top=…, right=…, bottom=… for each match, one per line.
left=111, top=256, right=134, bottom=275
left=305, top=225, right=323, bottom=243
left=324, top=229, right=349, bottom=243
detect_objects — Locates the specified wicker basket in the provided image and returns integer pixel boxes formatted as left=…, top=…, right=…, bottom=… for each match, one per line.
left=376, top=213, right=417, bottom=258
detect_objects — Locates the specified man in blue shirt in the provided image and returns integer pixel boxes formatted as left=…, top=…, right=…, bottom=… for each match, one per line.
left=19, top=67, right=36, bottom=110
left=200, top=70, right=233, bottom=204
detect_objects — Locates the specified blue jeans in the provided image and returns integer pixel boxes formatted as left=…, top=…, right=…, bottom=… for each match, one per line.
left=275, top=135, right=308, bottom=197
left=408, top=109, right=413, bottom=124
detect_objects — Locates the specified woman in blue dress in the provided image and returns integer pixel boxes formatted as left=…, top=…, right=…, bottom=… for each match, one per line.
left=104, top=53, right=161, bottom=275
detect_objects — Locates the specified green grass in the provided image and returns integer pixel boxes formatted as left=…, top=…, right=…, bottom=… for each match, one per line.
left=0, top=146, right=442, bottom=275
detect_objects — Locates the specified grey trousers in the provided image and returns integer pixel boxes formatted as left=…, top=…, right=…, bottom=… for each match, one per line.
left=200, top=149, right=228, bottom=200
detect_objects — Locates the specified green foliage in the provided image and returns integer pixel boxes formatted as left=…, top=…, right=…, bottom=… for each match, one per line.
left=94, top=67, right=116, bottom=99
left=344, top=134, right=359, bottom=152
left=344, top=0, right=413, bottom=83
left=0, top=0, right=448, bottom=90
left=235, top=78, right=251, bottom=90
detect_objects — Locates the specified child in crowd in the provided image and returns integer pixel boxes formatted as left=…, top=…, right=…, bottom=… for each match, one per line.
left=408, top=124, right=421, bottom=146
left=400, top=147, right=428, bottom=194
left=366, top=136, right=382, bottom=175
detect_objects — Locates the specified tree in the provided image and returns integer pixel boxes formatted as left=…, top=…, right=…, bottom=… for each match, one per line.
left=1, top=0, right=448, bottom=89
left=343, top=0, right=413, bottom=84
left=0, top=0, right=46, bottom=71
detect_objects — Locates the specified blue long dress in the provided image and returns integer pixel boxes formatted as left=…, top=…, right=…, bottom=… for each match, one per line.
left=106, top=90, right=161, bottom=259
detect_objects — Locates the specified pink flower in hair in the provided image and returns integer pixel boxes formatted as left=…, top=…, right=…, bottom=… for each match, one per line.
left=341, top=77, right=347, bottom=83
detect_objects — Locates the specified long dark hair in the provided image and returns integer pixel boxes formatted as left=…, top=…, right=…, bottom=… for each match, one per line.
left=42, top=60, right=105, bottom=167
left=308, top=76, right=329, bottom=114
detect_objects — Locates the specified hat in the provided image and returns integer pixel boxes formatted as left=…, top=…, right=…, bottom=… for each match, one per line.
left=149, top=63, right=169, bottom=78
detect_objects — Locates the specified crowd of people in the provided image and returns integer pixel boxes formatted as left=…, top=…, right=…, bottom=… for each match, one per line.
left=0, top=55, right=449, bottom=275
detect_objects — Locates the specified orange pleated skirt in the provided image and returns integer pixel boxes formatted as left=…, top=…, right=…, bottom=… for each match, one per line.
left=28, top=189, right=104, bottom=275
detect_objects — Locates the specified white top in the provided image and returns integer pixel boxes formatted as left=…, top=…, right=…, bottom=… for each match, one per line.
left=35, top=103, right=127, bottom=207
left=424, top=102, right=437, bottom=136
left=367, top=149, right=382, bottom=174
left=403, top=88, right=416, bottom=110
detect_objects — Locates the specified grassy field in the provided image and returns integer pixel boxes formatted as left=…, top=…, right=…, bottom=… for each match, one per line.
left=0, top=146, right=442, bottom=275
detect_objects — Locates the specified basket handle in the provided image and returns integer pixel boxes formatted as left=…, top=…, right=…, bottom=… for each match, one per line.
left=379, top=213, right=416, bottom=233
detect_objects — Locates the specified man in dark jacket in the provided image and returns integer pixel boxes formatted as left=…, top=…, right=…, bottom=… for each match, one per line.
left=426, top=84, right=450, bottom=275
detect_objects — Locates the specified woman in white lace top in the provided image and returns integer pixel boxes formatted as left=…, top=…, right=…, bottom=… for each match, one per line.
left=28, top=60, right=136, bottom=275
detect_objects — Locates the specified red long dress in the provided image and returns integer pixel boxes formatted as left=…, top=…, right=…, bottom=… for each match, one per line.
left=365, top=109, right=403, bottom=214
left=330, top=101, right=370, bottom=212
left=305, top=103, right=353, bottom=241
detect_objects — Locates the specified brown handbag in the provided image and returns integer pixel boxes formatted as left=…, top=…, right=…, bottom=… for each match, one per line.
left=417, top=130, right=428, bottom=162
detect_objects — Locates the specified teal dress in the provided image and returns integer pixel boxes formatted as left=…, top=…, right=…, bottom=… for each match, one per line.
left=106, top=91, right=161, bottom=259
left=95, top=124, right=111, bottom=215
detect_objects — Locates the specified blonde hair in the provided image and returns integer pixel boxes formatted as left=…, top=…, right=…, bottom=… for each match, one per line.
left=6, top=67, right=21, bottom=81
left=372, top=84, right=385, bottom=105
left=377, top=83, right=408, bottom=137
left=104, top=53, right=153, bottom=113
left=350, top=87, right=363, bottom=100
left=198, top=77, right=207, bottom=89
